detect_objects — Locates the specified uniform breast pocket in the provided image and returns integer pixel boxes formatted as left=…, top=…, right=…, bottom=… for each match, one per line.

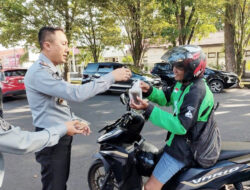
left=55, top=97, right=68, bottom=107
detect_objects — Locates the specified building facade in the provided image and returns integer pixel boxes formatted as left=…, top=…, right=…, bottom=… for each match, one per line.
left=0, top=48, right=25, bottom=68
left=142, top=32, right=250, bottom=73
left=102, top=32, right=250, bottom=73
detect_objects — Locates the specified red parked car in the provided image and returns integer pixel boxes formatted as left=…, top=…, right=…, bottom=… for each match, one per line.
left=0, top=68, right=27, bottom=97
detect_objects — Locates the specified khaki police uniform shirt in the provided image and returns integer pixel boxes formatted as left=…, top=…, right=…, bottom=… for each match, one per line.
left=24, top=53, right=115, bottom=129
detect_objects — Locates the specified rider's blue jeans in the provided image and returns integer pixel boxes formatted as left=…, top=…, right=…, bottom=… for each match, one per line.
left=152, top=152, right=185, bottom=184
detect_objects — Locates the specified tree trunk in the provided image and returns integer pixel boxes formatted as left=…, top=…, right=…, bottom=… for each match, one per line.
left=89, top=6, right=99, bottom=63
left=235, top=0, right=247, bottom=76
left=64, top=3, right=71, bottom=81
left=131, top=42, right=142, bottom=67
left=224, top=2, right=236, bottom=72
left=129, top=0, right=143, bottom=67
left=236, top=49, right=243, bottom=76
left=180, top=0, right=186, bottom=44
left=92, top=46, right=99, bottom=62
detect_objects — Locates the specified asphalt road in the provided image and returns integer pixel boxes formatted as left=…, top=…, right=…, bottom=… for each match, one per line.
left=2, top=88, right=250, bottom=190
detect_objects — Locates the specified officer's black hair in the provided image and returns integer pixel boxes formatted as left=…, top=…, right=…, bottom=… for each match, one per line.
left=38, top=26, right=64, bottom=50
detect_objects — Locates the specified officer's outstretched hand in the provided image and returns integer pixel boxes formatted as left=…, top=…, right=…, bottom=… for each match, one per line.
left=65, top=120, right=91, bottom=136
left=112, top=67, right=132, bottom=81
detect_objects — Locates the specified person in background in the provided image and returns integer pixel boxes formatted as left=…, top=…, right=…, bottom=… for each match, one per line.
left=24, top=26, right=132, bottom=190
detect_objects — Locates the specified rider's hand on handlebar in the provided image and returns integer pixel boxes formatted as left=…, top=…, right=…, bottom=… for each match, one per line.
left=130, top=97, right=149, bottom=110
left=140, top=81, right=150, bottom=93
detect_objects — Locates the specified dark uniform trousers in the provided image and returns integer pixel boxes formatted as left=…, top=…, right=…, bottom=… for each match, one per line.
left=35, top=127, right=73, bottom=190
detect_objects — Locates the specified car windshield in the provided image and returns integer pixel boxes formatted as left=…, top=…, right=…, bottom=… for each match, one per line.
left=156, top=63, right=172, bottom=71
left=205, top=68, right=215, bottom=74
left=0, top=72, right=4, bottom=81
left=4, top=70, right=26, bottom=77
left=85, top=64, right=99, bottom=72
left=98, top=65, right=113, bottom=73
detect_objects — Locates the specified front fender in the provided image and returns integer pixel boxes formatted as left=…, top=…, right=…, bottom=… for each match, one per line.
left=92, top=152, right=110, bottom=172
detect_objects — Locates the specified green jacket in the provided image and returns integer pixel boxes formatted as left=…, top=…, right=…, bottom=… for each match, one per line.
left=144, top=78, right=214, bottom=165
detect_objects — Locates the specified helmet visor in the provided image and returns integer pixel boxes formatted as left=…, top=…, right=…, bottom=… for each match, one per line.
left=161, top=47, right=187, bottom=65
left=161, top=45, right=202, bottom=64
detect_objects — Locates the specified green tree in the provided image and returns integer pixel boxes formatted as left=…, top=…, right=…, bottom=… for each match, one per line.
left=234, top=0, right=250, bottom=76
left=0, top=0, right=84, bottom=80
left=224, top=0, right=237, bottom=72
left=103, top=0, right=163, bottom=67
left=19, top=51, right=29, bottom=65
left=158, top=0, right=218, bottom=46
left=223, top=0, right=249, bottom=75
left=72, top=47, right=97, bottom=67
left=75, top=1, right=122, bottom=63
left=122, top=55, right=133, bottom=64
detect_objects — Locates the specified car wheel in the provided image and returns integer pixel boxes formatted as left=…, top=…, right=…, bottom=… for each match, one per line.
left=209, top=80, right=224, bottom=93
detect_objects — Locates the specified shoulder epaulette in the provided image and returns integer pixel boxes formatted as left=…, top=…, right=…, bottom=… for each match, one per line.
left=39, top=61, right=50, bottom=68
left=38, top=61, right=55, bottom=76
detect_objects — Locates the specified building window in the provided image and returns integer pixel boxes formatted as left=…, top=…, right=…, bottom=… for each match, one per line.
left=208, top=52, right=216, bottom=58
left=111, top=57, right=118, bottom=62
left=218, top=52, right=225, bottom=58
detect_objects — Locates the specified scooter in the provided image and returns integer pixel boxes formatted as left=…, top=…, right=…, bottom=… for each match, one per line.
left=87, top=93, right=250, bottom=190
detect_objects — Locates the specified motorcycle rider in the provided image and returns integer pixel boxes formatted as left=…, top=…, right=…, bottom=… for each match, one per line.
left=130, top=45, right=216, bottom=190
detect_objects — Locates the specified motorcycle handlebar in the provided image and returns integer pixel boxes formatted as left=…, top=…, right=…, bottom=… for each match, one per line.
left=98, top=111, right=139, bottom=133
left=98, top=112, right=133, bottom=133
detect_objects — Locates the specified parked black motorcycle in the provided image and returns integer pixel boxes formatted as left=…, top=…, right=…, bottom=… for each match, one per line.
left=88, top=93, right=250, bottom=190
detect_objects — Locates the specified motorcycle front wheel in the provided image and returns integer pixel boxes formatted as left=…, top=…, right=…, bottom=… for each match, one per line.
left=88, top=159, right=119, bottom=190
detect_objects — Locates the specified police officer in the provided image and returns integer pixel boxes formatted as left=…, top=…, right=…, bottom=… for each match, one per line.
left=24, top=26, right=132, bottom=190
left=0, top=117, right=86, bottom=188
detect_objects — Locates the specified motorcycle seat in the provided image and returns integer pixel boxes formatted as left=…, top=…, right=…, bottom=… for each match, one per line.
left=218, top=141, right=250, bottom=161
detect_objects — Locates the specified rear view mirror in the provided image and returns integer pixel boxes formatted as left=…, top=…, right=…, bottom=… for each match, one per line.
left=120, top=93, right=129, bottom=105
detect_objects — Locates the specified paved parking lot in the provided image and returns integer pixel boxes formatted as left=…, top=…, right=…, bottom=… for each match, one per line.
left=2, top=88, right=250, bottom=190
